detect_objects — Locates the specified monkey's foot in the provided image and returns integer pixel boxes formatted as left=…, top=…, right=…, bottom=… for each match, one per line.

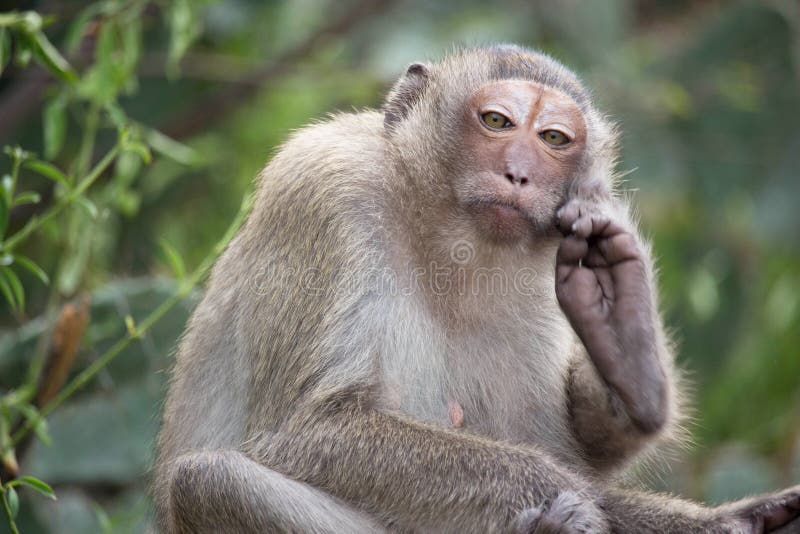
left=514, top=491, right=609, bottom=534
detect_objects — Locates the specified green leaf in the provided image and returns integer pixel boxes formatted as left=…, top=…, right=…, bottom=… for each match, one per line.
left=0, top=268, right=18, bottom=310
left=167, top=0, right=201, bottom=78
left=43, top=94, right=68, bottom=159
left=0, top=183, right=7, bottom=239
left=1, top=174, right=12, bottom=204
left=14, top=476, right=56, bottom=500
left=14, top=36, right=32, bottom=67
left=158, top=239, right=186, bottom=281
left=76, top=196, right=98, bottom=219
left=146, top=128, right=200, bottom=166
left=1, top=266, right=24, bottom=311
left=6, top=486, right=19, bottom=519
left=17, top=404, right=51, bottom=446
left=104, top=101, right=128, bottom=130
left=24, top=160, right=70, bottom=187
left=64, top=3, right=104, bottom=55
left=29, top=30, right=77, bottom=83
left=0, top=28, right=10, bottom=76
left=12, top=191, right=41, bottom=207
left=12, top=255, right=49, bottom=285
left=93, top=502, right=113, bottom=534
left=123, top=140, right=151, bottom=164
left=114, top=188, right=140, bottom=217
left=19, top=11, right=43, bottom=33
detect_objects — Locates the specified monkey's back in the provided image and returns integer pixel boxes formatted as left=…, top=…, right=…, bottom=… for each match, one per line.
left=153, top=111, right=391, bottom=508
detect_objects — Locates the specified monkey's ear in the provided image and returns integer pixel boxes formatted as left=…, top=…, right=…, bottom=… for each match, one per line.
left=383, top=62, right=431, bottom=131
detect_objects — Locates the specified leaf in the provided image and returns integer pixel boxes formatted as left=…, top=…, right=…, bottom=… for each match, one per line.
left=24, top=160, right=70, bottom=187
left=14, top=36, right=32, bottom=68
left=114, top=188, right=140, bottom=217
left=158, top=239, right=186, bottom=281
left=1, top=173, right=12, bottom=209
left=76, top=196, right=98, bottom=219
left=125, top=315, right=136, bottom=336
left=93, top=503, right=113, bottom=534
left=104, top=101, right=128, bottom=130
left=1, top=266, right=24, bottom=311
left=43, top=94, right=68, bottom=159
left=12, top=191, right=41, bottom=207
left=17, top=404, right=51, bottom=446
left=12, top=255, right=49, bottom=285
left=146, top=128, right=200, bottom=166
left=0, top=268, right=18, bottom=310
left=0, top=28, right=10, bottom=76
left=15, top=476, right=56, bottom=500
left=167, top=0, right=201, bottom=77
left=0, top=183, right=7, bottom=239
left=64, top=3, right=104, bottom=55
left=18, top=11, right=43, bottom=33
left=29, top=30, right=77, bottom=83
left=123, top=140, right=151, bottom=164
left=6, top=486, right=19, bottom=519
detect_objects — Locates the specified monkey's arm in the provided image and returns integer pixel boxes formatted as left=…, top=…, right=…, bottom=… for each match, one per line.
left=246, top=400, right=604, bottom=533
left=566, top=335, right=678, bottom=472
left=246, top=401, right=800, bottom=533
left=555, top=195, right=680, bottom=471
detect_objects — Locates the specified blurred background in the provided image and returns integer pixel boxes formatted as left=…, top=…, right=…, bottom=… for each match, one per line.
left=0, top=0, right=798, bottom=531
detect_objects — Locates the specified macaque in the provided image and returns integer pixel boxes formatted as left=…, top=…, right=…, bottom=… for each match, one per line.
left=153, top=45, right=800, bottom=533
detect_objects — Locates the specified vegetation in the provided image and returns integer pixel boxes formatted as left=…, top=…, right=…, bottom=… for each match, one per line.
left=0, top=1, right=798, bottom=531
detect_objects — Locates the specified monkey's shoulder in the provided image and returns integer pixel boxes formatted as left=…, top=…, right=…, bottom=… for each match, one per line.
left=262, top=110, right=387, bottom=188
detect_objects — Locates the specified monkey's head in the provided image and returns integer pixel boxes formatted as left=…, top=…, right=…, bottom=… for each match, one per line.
left=383, top=45, right=616, bottom=246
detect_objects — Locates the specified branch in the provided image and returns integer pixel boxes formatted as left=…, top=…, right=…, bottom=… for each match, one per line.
left=161, top=0, right=398, bottom=140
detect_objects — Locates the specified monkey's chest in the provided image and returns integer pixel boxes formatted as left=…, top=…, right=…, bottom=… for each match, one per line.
left=377, top=300, right=576, bottom=452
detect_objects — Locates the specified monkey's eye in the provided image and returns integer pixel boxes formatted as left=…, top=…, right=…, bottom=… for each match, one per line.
left=480, top=111, right=513, bottom=129
left=540, top=130, right=571, bottom=146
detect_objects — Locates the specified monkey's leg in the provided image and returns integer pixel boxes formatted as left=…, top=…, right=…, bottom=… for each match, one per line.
left=166, top=449, right=385, bottom=534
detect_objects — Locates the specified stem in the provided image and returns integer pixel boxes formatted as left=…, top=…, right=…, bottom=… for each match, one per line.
left=3, top=146, right=119, bottom=251
left=0, top=488, right=19, bottom=534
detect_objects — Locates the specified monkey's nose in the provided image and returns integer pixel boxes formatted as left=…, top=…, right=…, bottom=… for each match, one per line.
left=504, top=172, right=530, bottom=186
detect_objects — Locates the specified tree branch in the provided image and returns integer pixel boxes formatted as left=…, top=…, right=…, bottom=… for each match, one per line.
left=161, top=0, right=398, bottom=140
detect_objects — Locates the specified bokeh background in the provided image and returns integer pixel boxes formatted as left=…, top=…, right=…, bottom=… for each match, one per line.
left=0, top=0, right=799, bottom=531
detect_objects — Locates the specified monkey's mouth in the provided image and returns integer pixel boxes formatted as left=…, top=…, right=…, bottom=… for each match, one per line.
left=467, top=199, right=537, bottom=242
left=470, top=199, right=531, bottom=222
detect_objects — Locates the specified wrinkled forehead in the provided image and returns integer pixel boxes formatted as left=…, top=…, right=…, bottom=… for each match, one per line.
left=486, top=51, right=590, bottom=108
left=470, top=80, right=583, bottom=114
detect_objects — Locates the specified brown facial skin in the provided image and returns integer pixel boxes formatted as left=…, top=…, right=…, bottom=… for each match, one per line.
left=457, top=80, right=586, bottom=243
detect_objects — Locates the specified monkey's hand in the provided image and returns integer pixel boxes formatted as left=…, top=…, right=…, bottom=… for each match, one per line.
left=714, top=485, right=800, bottom=533
left=515, top=491, right=609, bottom=533
left=555, top=199, right=667, bottom=434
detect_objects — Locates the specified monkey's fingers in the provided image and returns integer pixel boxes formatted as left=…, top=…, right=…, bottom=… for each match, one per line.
left=596, top=233, right=642, bottom=265
left=555, top=201, right=581, bottom=235
left=556, top=235, right=589, bottom=271
left=759, top=487, right=800, bottom=532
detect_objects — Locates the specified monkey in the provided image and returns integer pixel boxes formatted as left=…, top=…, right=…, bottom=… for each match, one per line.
left=152, top=45, right=800, bottom=533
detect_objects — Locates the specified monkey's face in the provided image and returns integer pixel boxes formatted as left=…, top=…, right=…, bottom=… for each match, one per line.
left=455, top=80, right=586, bottom=244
